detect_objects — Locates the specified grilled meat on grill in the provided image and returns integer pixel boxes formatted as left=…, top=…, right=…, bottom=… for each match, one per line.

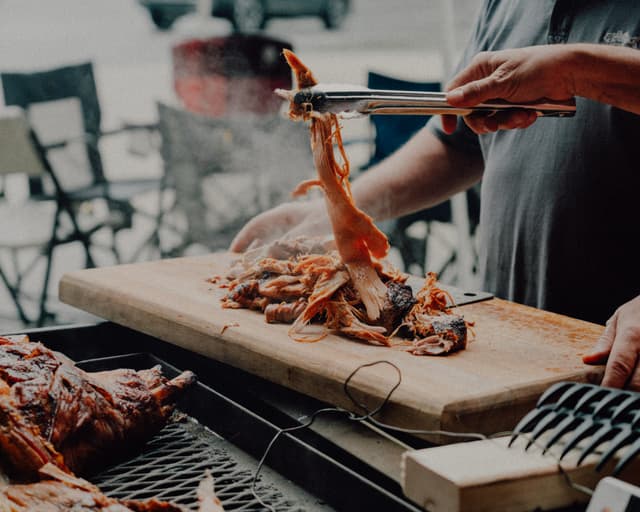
left=0, top=393, right=67, bottom=481
left=0, top=336, right=196, bottom=476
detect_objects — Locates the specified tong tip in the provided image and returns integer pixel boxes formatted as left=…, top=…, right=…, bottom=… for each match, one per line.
left=274, top=88, right=294, bottom=101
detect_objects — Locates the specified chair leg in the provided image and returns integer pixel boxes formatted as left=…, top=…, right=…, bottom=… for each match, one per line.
left=110, top=229, right=123, bottom=265
left=36, top=242, right=56, bottom=327
left=0, top=264, right=31, bottom=325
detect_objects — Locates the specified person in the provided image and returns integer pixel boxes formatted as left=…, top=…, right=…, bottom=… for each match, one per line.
left=230, top=1, right=640, bottom=390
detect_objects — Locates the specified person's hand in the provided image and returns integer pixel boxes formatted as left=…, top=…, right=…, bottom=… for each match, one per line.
left=441, top=45, right=576, bottom=134
left=229, top=199, right=330, bottom=253
left=583, top=295, right=640, bottom=390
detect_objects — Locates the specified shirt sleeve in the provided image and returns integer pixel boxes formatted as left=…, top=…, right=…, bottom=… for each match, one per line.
left=426, top=0, right=495, bottom=156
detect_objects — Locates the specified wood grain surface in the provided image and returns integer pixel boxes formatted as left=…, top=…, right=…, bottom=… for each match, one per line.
left=59, top=252, right=605, bottom=442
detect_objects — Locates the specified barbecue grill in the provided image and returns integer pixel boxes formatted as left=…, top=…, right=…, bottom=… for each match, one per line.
left=6, top=320, right=590, bottom=512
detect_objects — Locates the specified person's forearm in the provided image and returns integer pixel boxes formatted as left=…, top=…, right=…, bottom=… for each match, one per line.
left=351, top=127, right=483, bottom=221
left=569, top=44, right=640, bottom=114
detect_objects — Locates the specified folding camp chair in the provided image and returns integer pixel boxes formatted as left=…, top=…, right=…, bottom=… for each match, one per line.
left=0, top=107, right=102, bottom=326
left=1, top=61, right=164, bottom=264
left=156, top=101, right=310, bottom=255
left=359, top=71, right=480, bottom=278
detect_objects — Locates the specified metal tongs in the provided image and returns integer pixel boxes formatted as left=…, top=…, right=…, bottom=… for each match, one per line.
left=282, top=84, right=577, bottom=118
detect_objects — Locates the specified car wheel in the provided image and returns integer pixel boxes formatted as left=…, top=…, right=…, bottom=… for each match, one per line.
left=149, top=7, right=176, bottom=30
left=231, top=0, right=266, bottom=32
left=322, top=0, right=348, bottom=29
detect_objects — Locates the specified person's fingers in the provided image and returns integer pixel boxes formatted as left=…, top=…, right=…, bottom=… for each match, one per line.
left=601, top=339, right=638, bottom=389
left=441, top=114, right=458, bottom=134
left=627, top=365, right=640, bottom=391
left=445, top=51, right=493, bottom=92
left=489, top=110, right=537, bottom=130
left=446, top=74, right=510, bottom=107
left=229, top=225, right=260, bottom=253
left=462, top=114, right=491, bottom=134
left=583, top=315, right=617, bottom=365
left=229, top=213, right=274, bottom=252
left=461, top=110, right=538, bottom=135
left=497, top=110, right=537, bottom=130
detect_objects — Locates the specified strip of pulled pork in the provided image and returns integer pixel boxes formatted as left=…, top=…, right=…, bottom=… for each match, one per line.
left=0, top=335, right=196, bottom=477
left=281, top=49, right=390, bottom=322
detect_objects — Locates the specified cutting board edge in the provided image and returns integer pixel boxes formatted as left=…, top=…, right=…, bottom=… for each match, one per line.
left=439, top=368, right=604, bottom=437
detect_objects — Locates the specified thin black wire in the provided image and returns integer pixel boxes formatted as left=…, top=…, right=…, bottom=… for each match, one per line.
left=250, top=360, right=593, bottom=511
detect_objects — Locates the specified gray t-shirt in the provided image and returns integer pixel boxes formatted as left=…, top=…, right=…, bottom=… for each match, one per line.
left=428, top=0, right=640, bottom=325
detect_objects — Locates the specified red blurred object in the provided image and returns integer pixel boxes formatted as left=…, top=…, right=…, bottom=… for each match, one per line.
left=172, top=34, right=293, bottom=117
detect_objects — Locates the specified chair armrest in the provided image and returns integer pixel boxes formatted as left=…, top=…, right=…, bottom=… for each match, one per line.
left=40, top=123, right=160, bottom=156
left=101, top=123, right=160, bottom=157
left=100, top=121, right=159, bottom=138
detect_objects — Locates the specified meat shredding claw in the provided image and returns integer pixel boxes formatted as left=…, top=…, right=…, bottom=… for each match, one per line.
left=284, top=84, right=577, bottom=118
left=509, top=381, right=640, bottom=476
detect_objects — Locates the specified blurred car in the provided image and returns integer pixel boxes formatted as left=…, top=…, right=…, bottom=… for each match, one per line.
left=139, top=0, right=350, bottom=31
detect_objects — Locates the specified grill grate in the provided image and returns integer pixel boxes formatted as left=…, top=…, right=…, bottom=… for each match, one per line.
left=92, top=416, right=304, bottom=511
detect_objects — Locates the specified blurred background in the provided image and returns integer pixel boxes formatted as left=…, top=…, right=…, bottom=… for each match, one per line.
left=0, top=0, right=483, bottom=331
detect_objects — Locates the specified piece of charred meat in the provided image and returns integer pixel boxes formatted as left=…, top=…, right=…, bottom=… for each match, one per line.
left=378, top=281, right=416, bottom=334
left=0, top=336, right=196, bottom=476
left=403, top=315, right=468, bottom=356
left=0, top=463, right=222, bottom=512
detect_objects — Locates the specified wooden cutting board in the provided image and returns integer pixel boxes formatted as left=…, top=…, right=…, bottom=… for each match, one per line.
left=59, top=252, right=605, bottom=442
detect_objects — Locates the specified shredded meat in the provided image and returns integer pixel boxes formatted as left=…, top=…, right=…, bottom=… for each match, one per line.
left=265, top=298, right=307, bottom=324
left=222, top=238, right=470, bottom=354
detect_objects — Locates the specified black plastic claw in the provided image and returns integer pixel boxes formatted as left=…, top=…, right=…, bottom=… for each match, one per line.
left=554, top=384, right=593, bottom=409
left=592, top=392, right=628, bottom=417
left=525, top=410, right=566, bottom=451
left=612, top=437, right=640, bottom=476
left=514, top=382, right=640, bottom=471
left=537, top=382, right=577, bottom=407
left=576, top=424, right=620, bottom=466
left=559, top=420, right=602, bottom=461
left=595, top=427, right=637, bottom=472
left=574, top=387, right=608, bottom=413
left=610, top=395, right=640, bottom=423
left=541, top=414, right=582, bottom=455
left=509, top=407, right=555, bottom=447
